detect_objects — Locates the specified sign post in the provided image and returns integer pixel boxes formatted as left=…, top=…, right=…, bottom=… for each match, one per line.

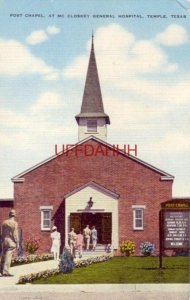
left=159, top=200, right=190, bottom=268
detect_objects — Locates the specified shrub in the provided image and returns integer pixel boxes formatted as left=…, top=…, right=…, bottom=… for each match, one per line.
left=140, top=241, right=155, bottom=256
left=59, top=247, right=74, bottom=273
left=24, top=236, right=40, bottom=254
left=120, top=240, right=135, bottom=256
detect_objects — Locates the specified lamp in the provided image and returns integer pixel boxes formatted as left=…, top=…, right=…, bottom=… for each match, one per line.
left=87, top=197, right=93, bottom=208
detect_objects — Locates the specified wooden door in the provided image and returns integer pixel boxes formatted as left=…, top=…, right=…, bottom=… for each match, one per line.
left=101, top=213, right=112, bottom=243
left=70, top=213, right=81, bottom=233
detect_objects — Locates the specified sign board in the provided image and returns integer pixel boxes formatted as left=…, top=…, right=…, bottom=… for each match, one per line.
left=164, top=210, right=189, bottom=248
left=159, top=200, right=190, bottom=268
left=161, top=200, right=190, bottom=250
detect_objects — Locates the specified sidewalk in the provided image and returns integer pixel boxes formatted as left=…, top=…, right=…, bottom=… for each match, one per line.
left=0, top=259, right=59, bottom=285
left=0, top=251, right=108, bottom=285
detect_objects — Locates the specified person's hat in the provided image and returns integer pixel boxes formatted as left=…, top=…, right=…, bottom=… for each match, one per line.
left=52, top=226, right=57, bottom=231
left=9, top=209, right=16, bottom=217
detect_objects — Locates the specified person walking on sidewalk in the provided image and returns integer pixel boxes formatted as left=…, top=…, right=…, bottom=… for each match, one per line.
left=0, top=209, right=19, bottom=277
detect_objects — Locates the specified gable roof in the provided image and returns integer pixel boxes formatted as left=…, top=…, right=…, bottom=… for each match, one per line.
left=65, top=181, right=120, bottom=199
left=75, top=35, right=110, bottom=124
left=12, top=135, right=174, bottom=182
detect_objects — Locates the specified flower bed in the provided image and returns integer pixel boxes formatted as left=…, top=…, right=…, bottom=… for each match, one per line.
left=17, top=254, right=112, bottom=284
left=140, top=241, right=155, bottom=256
left=12, top=253, right=54, bottom=266
left=119, top=240, right=135, bottom=256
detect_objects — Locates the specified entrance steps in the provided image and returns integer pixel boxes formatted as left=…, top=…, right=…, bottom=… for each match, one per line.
left=74, top=244, right=111, bottom=259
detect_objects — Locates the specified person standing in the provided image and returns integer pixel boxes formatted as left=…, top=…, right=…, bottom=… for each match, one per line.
left=91, top=226, right=98, bottom=251
left=83, top=225, right=91, bottom=250
left=0, top=209, right=19, bottom=276
left=68, top=228, right=77, bottom=258
left=50, top=226, right=61, bottom=260
left=76, top=231, right=84, bottom=258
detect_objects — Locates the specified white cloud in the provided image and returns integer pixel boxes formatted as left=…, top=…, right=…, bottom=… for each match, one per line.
left=155, top=24, right=189, bottom=46
left=63, top=23, right=178, bottom=82
left=26, top=30, right=48, bottom=45
left=46, top=26, right=60, bottom=35
left=26, top=26, right=60, bottom=45
left=64, top=55, right=88, bottom=79
left=30, top=92, right=64, bottom=112
left=0, top=91, right=68, bottom=149
left=0, top=39, right=59, bottom=80
left=0, top=108, right=28, bottom=129
left=147, top=132, right=190, bottom=154
left=131, top=40, right=177, bottom=73
left=105, top=96, right=165, bottom=130
left=114, top=77, right=190, bottom=104
left=63, top=24, right=190, bottom=108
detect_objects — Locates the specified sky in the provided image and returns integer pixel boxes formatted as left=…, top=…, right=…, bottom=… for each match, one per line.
left=0, top=0, right=190, bottom=198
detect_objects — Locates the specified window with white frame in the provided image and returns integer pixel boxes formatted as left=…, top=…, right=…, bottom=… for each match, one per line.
left=87, top=119, right=97, bottom=132
left=132, top=206, right=146, bottom=230
left=40, top=206, right=53, bottom=231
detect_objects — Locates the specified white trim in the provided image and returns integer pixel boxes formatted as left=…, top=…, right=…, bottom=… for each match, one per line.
left=65, top=184, right=119, bottom=249
left=160, top=176, right=174, bottom=181
left=39, top=206, right=53, bottom=210
left=132, top=205, right=146, bottom=209
left=11, top=178, right=24, bottom=183
left=65, top=181, right=119, bottom=199
left=77, top=209, right=105, bottom=212
left=172, top=197, right=190, bottom=200
left=40, top=206, right=53, bottom=231
left=85, top=132, right=98, bottom=134
left=133, top=207, right=144, bottom=230
left=11, top=135, right=174, bottom=181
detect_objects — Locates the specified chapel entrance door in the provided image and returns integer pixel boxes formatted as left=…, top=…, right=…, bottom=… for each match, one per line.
left=101, top=213, right=112, bottom=244
left=70, top=212, right=112, bottom=244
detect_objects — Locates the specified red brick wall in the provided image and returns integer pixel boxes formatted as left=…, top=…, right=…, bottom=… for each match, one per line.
left=14, top=139, right=172, bottom=255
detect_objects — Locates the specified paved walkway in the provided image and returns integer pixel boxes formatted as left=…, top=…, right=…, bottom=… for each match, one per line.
left=0, top=259, right=59, bottom=285
left=0, top=252, right=107, bottom=285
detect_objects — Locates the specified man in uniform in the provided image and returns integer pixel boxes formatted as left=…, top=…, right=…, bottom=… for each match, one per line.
left=0, top=209, right=19, bottom=276
left=83, top=225, right=91, bottom=250
left=68, top=228, right=77, bottom=258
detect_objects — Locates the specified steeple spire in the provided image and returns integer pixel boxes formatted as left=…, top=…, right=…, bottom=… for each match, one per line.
left=75, top=35, right=110, bottom=125
left=92, top=30, right=94, bottom=43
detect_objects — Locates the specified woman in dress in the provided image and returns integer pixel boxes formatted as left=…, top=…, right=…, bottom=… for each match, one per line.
left=76, top=230, right=84, bottom=258
left=51, top=226, right=61, bottom=260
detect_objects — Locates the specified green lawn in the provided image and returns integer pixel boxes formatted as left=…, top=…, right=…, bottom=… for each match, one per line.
left=32, top=256, right=190, bottom=284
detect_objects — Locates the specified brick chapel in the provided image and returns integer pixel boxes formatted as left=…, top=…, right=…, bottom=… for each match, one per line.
left=0, top=36, right=175, bottom=255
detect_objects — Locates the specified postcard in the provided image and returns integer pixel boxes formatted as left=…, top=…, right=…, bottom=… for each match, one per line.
left=0, top=0, right=189, bottom=299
